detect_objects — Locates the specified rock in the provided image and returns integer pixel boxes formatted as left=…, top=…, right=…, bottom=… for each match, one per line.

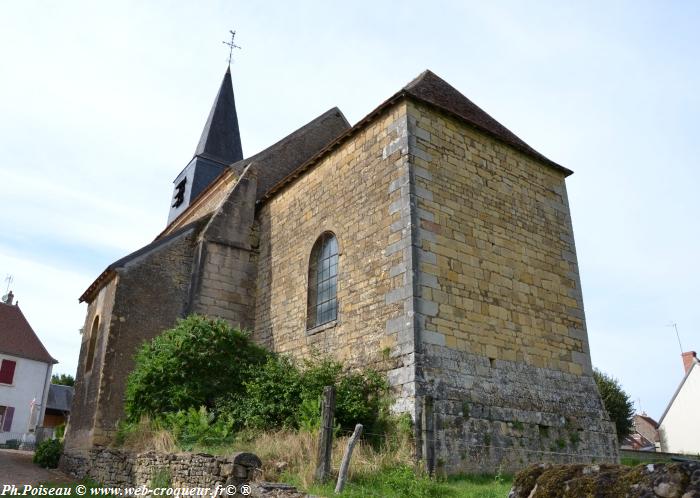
left=509, top=461, right=700, bottom=498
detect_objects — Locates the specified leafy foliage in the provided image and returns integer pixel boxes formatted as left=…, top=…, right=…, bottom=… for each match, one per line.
left=161, top=407, right=234, bottom=451
left=217, top=355, right=388, bottom=434
left=33, top=438, right=62, bottom=468
left=51, top=373, right=75, bottom=386
left=593, top=368, right=634, bottom=441
left=125, top=315, right=269, bottom=421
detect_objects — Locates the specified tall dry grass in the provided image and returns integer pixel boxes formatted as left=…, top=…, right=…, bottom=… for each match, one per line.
left=115, top=419, right=416, bottom=490
left=117, top=417, right=177, bottom=454
left=238, top=429, right=415, bottom=489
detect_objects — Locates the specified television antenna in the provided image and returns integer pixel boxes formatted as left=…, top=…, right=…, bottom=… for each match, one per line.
left=667, top=322, right=684, bottom=354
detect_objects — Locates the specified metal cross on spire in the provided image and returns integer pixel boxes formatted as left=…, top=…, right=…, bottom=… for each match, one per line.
left=222, top=30, right=241, bottom=65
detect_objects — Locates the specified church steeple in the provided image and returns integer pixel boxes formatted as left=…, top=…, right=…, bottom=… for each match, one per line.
left=167, top=67, right=244, bottom=224
left=194, top=66, right=243, bottom=164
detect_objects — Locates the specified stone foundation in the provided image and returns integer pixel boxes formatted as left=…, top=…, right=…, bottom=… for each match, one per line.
left=420, top=345, right=619, bottom=474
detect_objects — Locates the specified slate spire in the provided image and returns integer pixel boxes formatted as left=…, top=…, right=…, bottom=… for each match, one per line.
left=194, top=66, right=243, bottom=164
left=167, top=67, right=244, bottom=224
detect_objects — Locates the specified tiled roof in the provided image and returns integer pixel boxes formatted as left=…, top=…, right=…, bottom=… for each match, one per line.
left=403, top=70, right=569, bottom=174
left=47, top=383, right=74, bottom=412
left=0, top=302, right=56, bottom=364
left=263, top=69, right=571, bottom=200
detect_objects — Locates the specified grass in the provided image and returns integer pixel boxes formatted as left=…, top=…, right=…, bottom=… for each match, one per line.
left=298, top=470, right=512, bottom=497
left=115, top=421, right=513, bottom=497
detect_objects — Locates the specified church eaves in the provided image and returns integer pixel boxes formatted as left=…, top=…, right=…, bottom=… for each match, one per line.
left=194, top=66, right=243, bottom=164
left=262, top=69, right=571, bottom=201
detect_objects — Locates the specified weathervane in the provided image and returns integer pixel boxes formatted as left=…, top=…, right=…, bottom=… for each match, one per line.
left=222, top=30, right=241, bottom=65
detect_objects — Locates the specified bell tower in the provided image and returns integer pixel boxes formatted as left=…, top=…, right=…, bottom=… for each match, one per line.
left=167, top=66, right=243, bottom=223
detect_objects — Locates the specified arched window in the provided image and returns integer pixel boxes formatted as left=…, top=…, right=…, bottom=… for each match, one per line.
left=85, top=316, right=99, bottom=372
left=307, top=232, right=338, bottom=329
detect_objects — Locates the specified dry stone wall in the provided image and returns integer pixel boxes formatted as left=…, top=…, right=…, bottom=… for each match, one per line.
left=60, top=449, right=261, bottom=489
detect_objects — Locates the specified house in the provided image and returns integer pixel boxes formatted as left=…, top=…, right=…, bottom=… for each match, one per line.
left=64, top=67, right=618, bottom=472
left=44, top=384, right=74, bottom=428
left=621, top=414, right=659, bottom=451
left=0, top=291, right=57, bottom=445
left=659, top=351, right=700, bottom=454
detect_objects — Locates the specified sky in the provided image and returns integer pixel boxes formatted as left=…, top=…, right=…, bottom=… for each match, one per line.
left=1, top=1, right=698, bottom=421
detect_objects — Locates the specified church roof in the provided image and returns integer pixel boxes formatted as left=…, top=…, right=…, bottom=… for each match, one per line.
left=79, top=217, right=209, bottom=303
left=403, top=70, right=569, bottom=174
left=236, top=107, right=350, bottom=199
left=0, top=301, right=57, bottom=364
left=263, top=69, right=570, bottom=200
left=194, top=66, right=243, bottom=165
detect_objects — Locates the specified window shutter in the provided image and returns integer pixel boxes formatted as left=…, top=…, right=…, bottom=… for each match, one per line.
left=2, top=406, right=13, bottom=431
left=0, top=360, right=16, bottom=384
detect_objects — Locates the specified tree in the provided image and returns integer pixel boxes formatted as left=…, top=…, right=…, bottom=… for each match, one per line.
left=124, top=315, right=269, bottom=421
left=51, top=373, right=74, bottom=386
left=593, top=368, right=634, bottom=441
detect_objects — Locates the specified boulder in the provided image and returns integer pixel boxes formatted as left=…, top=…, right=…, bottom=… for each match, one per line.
left=509, top=461, right=700, bottom=498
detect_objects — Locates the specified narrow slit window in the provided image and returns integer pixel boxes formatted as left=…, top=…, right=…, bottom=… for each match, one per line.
left=307, top=233, right=338, bottom=329
left=85, top=316, right=99, bottom=372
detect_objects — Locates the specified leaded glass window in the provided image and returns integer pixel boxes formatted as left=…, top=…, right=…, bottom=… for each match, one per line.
left=307, top=232, right=338, bottom=329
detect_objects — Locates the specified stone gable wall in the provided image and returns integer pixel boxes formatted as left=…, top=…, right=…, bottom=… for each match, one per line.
left=66, top=278, right=118, bottom=450
left=405, top=100, right=618, bottom=472
left=65, top=229, right=198, bottom=450
left=253, top=104, right=417, bottom=412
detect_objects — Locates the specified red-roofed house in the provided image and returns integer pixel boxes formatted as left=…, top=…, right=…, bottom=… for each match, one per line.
left=0, top=291, right=57, bottom=446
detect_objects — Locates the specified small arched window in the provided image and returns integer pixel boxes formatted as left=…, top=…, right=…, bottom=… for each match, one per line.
left=307, top=232, right=339, bottom=329
left=85, top=316, right=99, bottom=372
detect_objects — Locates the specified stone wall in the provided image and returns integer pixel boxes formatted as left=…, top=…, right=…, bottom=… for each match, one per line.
left=253, top=104, right=416, bottom=411
left=405, top=100, right=618, bottom=472
left=191, top=168, right=259, bottom=330
left=60, top=448, right=261, bottom=489
left=66, top=228, right=199, bottom=450
left=68, top=278, right=118, bottom=450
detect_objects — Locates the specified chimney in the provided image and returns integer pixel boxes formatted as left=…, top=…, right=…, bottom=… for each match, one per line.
left=2, top=290, right=13, bottom=305
left=682, top=351, right=697, bottom=375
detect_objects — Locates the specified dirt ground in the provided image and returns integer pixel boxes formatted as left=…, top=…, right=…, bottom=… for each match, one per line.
left=0, top=449, right=73, bottom=485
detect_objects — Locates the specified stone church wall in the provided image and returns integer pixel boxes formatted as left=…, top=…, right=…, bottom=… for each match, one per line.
left=405, top=100, right=618, bottom=472
left=67, top=278, right=118, bottom=450
left=254, top=104, right=417, bottom=411
left=66, top=229, right=198, bottom=449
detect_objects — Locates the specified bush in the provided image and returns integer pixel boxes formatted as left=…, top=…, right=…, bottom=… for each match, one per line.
left=125, top=315, right=269, bottom=421
left=594, top=368, right=634, bottom=441
left=33, top=438, right=62, bottom=468
left=162, top=407, right=234, bottom=451
left=217, top=355, right=388, bottom=434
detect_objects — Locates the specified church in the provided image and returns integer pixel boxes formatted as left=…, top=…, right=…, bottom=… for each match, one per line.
left=64, top=66, right=618, bottom=472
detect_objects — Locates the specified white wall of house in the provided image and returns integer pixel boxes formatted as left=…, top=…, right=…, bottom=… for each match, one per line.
left=659, top=366, right=700, bottom=454
left=0, top=353, right=53, bottom=443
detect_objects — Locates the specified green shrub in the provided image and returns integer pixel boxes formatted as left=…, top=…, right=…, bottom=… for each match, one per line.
left=162, top=407, right=234, bottom=451
left=125, top=315, right=269, bottom=421
left=593, top=368, right=634, bottom=441
left=33, top=438, right=62, bottom=468
left=217, top=355, right=388, bottom=434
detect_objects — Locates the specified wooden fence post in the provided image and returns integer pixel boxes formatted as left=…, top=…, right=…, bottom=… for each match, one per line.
left=334, top=423, right=363, bottom=494
left=314, top=385, right=336, bottom=482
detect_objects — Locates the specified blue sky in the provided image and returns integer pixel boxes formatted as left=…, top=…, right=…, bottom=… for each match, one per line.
left=1, top=1, right=698, bottom=420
